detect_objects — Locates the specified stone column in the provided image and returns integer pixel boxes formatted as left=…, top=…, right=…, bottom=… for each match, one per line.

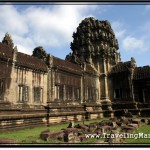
left=63, top=85, right=66, bottom=101
left=104, top=75, right=109, bottom=99
left=128, top=71, right=135, bottom=102
left=51, top=69, right=55, bottom=102
left=100, top=58, right=109, bottom=100
left=97, top=76, right=101, bottom=104
left=80, top=75, right=83, bottom=103
left=41, top=88, right=43, bottom=102
left=72, top=87, right=75, bottom=101
left=20, top=86, right=22, bottom=102
left=29, top=85, right=32, bottom=104
left=47, top=69, right=51, bottom=102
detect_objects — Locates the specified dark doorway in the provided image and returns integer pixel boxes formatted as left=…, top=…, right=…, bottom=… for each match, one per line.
left=114, top=88, right=122, bottom=99
left=138, top=88, right=146, bottom=103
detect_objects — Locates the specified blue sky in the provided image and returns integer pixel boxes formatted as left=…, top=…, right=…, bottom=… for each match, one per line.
left=0, top=3, right=150, bottom=67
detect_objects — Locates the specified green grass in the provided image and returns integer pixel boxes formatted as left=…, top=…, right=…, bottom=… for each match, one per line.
left=2, top=117, right=150, bottom=145
left=125, top=125, right=150, bottom=144
left=0, top=118, right=108, bottom=144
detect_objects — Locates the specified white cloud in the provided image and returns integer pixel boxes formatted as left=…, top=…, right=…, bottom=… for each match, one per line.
left=0, top=4, right=107, bottom=56
left=112, top=21, right=126, bottom=38
left=145, top=5, right=150, bottom=10
left=122, top=36, right=145, bottom=52
left=0, top=5, right=28, bottom=36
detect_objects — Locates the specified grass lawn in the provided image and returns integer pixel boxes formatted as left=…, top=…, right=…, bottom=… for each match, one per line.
left=125, top=125, right=150, bottom=144
left=0, top=118, right=108, bottom=144
left=1, top=117, right=150, bottom=145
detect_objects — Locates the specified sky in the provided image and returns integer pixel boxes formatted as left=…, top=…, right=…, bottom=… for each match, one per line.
left=0, top=3, right=150, bottom=67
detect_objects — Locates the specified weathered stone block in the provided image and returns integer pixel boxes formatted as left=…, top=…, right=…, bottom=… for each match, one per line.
left=74, top=124, right=89, bottom=131
left=40, top=129, right=51, bottom=141
left=79, top=135, right=86, bottom=142
left=131, top=119, right=141, bottom=125
left=64, top=131, right=80, bottom=143
left=98, top=125, right=112, bottom=133
left=128, top=124, right=139, bottom=129
left=121, top=125, right=135, bottom=133
left=141, top=119, right=148, bottom=124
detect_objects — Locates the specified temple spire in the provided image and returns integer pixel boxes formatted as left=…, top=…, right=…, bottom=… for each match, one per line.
left=2, top=32, right=14, bottom=49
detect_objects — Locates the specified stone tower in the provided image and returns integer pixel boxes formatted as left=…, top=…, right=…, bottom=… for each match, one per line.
left=66, top=17, right=121, bottom=103
left=2, top=32, right=14, bottom=49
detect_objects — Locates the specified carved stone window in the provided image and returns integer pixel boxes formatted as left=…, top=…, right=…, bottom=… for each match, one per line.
left=88, top=87, right=92, bottom=100
left=18, top=85, right=29, bottom=103
left=65, top=85, right=73, bottom=101
left=74, top=88, right=79, bottom=101
left=34, top=87, right=43, bottom=102
left=0, top=79, right=5, bottom=100
left=59, top=85, right=63, bottom=100
left=55, top=85, right=59, bottom=100
left=95, top=89, right=99, bottom=100
left=77, top=88, right=80, bottom=100
left=69, top=86, right=72, bottom=100
left=114, top=88, right=122, bottom=99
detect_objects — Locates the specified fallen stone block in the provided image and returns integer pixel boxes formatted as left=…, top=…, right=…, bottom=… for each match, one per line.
left=57, top=132, right=65, bottom=141
left=121, top=125, right=135, bottom=133
left=109, top=117, right=117, bottom=122
left=89, top=122, right=99, bottom=126
left=131, top=119, right=141, bottom=125
left=79, top=135, right=86, bottom=142
left=141, top=119, right=148, bottom=124
left=147, top=119, right=150, bottom=125
left=98, top=125, right=113, bottom=133
left=110, top=122, right=118, bottom=129
left=128, top=123, right=139, bottom=129
left=64, top=131, right=80, bottom=143
left=108, top=137, right=123, bottom=144
left=64, top=128, right=79, bottom=134
left=99, top=120, right=112, bottom=126
left=111, top=128, right=121, bottom=134
left=40, top=130, right=51, bottom=141
left=40, top=129, right=64, bottom=141
left=74, top=124, right=89, bottom=131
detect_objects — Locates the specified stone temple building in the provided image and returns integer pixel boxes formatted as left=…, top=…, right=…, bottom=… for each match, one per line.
left=0, top=17, right=150, bottom=131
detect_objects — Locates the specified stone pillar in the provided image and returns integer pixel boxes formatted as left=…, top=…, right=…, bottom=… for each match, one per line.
left=47, top=69, right=52, bottom=102
left=128, top=72, right=135, bottom=102
left=72, top=87, right=75, bottom=101
left=51, top=69, right=55, bottom=102
left=41, top=88, right=43, bottom=102
left=97, top=76, right=101, bottom=104
left=29, top=85, right=32, bottom=104
left=63, top=85, right=66, bottom=101
left=104, top=75, right=108, bottom=99
left=103, top=58, right=109, bottom=100
left=20, top=86, right=22, bottom=102
left=80, top=75, right=83, bottom=103
left=57, top=86, right=59, bottom=100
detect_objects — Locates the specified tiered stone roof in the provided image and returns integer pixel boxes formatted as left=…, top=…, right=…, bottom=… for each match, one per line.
left=110, top=61, right=132, bottom=74
left=53, top=56, right=82, bottom=74
left=0, top=36, right=48, bottom=72
left=16, top=52, right=47, bottom=72
left=133, top=66, right=150, bottom=80
left=66, top=17, right=120, bottom=65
